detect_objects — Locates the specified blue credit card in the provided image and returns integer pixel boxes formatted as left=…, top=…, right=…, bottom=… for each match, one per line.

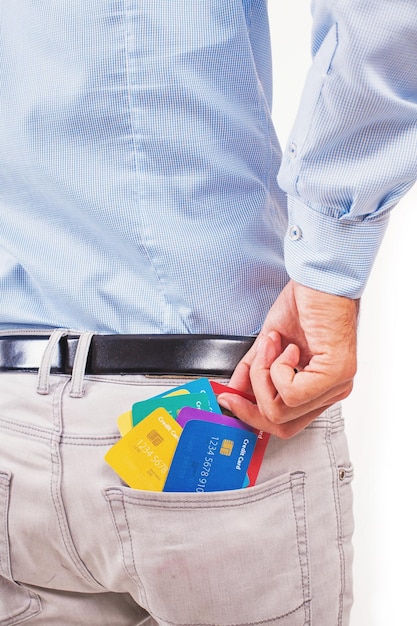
left=163, top=420, right=257, bottom=493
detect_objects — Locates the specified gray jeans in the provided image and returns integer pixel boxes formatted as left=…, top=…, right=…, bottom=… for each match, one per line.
left=0, top=332, right=354, bottom=625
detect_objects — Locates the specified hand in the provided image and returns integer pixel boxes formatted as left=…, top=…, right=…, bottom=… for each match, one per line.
left=218, top=280, right=359, bottom=438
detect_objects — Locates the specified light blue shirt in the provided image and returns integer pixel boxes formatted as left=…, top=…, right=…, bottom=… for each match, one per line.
left=1, top=1, right=416, bottom=334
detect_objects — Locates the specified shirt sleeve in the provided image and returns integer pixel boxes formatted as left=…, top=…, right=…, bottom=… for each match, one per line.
left=277, top=0, right=417, bottom=298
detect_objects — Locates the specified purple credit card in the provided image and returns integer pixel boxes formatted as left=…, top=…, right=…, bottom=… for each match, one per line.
left=177, top=406, right=253, bottom=431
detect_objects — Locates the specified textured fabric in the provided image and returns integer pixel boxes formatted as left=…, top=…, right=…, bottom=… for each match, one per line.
left=0, top=0, right=287, bottom=333
left=0, top=333, right=354, bottom=625
left=1, top=1, right=416, bottom=333
left=279, top=0, right=417, bottom=297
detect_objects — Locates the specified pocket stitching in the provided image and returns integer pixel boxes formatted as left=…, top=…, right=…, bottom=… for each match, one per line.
left=104, top=470, right=306, bottom=511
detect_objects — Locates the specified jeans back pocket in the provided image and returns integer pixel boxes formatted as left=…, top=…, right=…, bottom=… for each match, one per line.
left=106, top=471, right=311, bottom=626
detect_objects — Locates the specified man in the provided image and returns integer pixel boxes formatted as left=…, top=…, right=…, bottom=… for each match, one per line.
left=0, top=1, right=416, bottom=625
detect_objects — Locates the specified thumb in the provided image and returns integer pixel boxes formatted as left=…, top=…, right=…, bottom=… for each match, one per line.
left=273, top=342, right=300, bottom=376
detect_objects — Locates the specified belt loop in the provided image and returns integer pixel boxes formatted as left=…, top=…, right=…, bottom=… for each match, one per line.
left=37, top=329, right=70, bottom=395
left=69, top=332, right=95, bottom=398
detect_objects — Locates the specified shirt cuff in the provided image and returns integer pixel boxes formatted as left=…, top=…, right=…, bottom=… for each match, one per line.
left=284, top=196, right=390, bottom=299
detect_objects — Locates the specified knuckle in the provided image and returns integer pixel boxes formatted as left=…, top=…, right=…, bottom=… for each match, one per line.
left=259, top=403, right=284, bottom=425
left=277, top=388, right=300, bottom=408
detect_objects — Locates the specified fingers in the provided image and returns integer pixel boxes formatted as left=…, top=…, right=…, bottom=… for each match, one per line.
left=219, top=329, right=354, bottom=437
left=227, top=331, right=283, bottom=396
left=218, top=383, right=350, bottom=439
left=269, top=352, right=348, bottom=408
left=216, top=391, right=330, bottom=439
left=221, top=282, right=358, bottom=438
left=248, top=333, right=282, bottom=406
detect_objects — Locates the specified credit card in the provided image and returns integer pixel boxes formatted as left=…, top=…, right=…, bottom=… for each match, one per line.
left=132, top=392, right=211, bottom=428
left=163, top=420, right=257, bottom=493
left=117, top=387, right=192, bottom=436
left=105, top=408, right=182, bottom=491
left=160, top=378, right=221, bottom=412
left=210, top=380, right=257, bottom=403
left=117, top=410, right=134, bottom=436
left=176, top=407, right=253, bottom=487
left=177, top=406, right=253, bottom=431
left=117, top=379, right=221, bottom=436
left=210, top=380, right=271, bottom=487
left=247, top=429, right=270, bottom=487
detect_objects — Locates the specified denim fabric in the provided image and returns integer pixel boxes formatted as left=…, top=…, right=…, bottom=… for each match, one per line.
left=0, top=332, right=353, bottom=625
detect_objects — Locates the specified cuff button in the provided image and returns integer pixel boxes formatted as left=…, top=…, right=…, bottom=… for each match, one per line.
left=289, top=225, right=302, bottom=241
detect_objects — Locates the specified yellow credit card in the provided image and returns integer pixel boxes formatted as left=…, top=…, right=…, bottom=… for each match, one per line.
left=106, top=408, right=183, bottom=491
left=117, top=410, right=133, bottom=437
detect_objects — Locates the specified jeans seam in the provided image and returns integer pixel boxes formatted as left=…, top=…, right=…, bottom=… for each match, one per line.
left=290, top=472, right=312, bottom=624
left=325, top=422, right=346, bottom=626
left=48, top=379, right=104, bottom=591
left=105, top=493, right=149, bottom=609
left=0, top=471, right=43, bottom=625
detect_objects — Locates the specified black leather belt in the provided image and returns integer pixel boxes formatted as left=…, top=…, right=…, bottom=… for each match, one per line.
left=0, top=334, right=256, bottom=376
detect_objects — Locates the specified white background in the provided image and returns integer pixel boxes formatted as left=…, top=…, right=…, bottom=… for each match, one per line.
left=269, top=2, right=417, bottom=624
